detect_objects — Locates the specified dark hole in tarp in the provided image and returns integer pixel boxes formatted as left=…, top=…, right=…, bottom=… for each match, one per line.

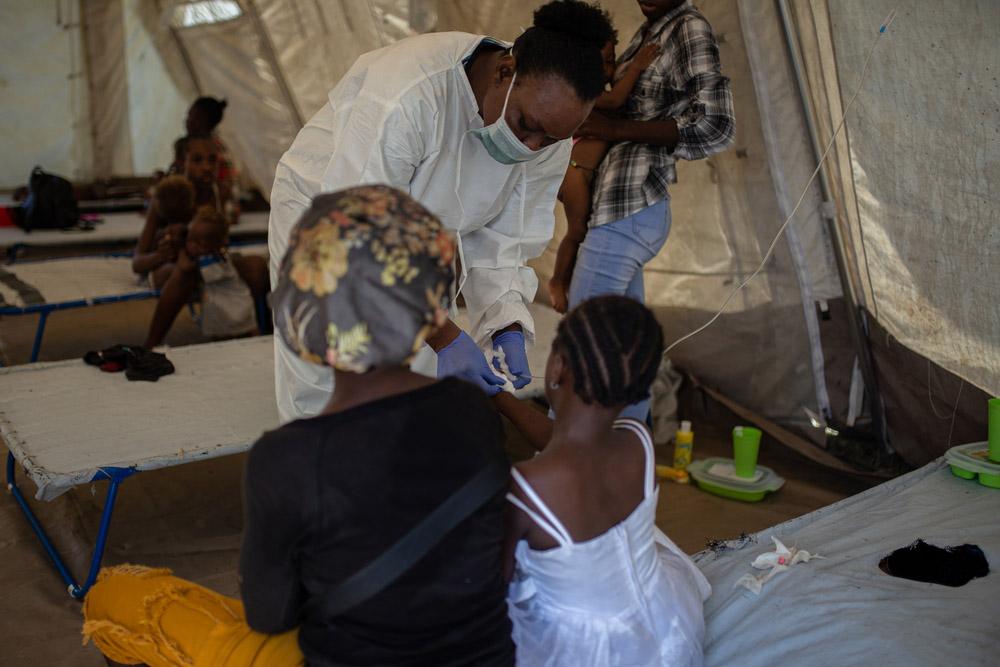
left=879, top=539, right=989, bottom=587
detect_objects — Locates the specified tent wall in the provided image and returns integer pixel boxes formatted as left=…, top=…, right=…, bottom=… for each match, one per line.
left=121, top=0, right=190, bottom=175
left=82, top=0, right=135, bottom=178
left=791, top=0, right=1000, bottom=398
left=0, top=0, right=92, bottom=188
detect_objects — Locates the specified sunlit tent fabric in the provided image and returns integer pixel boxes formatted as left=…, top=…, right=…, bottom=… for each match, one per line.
left=1, top=0, right=996, bottom=466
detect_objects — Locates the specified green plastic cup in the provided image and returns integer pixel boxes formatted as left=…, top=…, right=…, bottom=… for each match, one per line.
left=733, top=426, right=763, bottom=478
left=989, top=398, right=1000, bottom=463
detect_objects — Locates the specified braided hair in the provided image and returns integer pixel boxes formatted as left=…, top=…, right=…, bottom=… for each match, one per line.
left=555, top=296, right=664, bottom=407
left=512, top=0, right=615, bottom=101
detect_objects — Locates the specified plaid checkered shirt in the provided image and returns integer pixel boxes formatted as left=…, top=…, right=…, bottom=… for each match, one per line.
left=589, top=1, right=735, bottom=228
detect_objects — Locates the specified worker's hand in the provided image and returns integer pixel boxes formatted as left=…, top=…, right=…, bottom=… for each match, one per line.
left=492, top=330, right=532, bottom=389
left=547, top=278, right=570, bottom=314
left=437, top=331, right=506, bottom=396
left=633, top=42, right=661, bottom=70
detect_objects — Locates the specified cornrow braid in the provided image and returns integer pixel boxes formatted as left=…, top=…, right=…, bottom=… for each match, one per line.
left=556, top=296, right=664, bottom=408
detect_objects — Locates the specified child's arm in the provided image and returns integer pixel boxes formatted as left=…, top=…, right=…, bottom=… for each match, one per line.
left=142, top=248, right=201, bottom=348
left=547, top=214, right=588, bottom=313
left=493, top=392, right=553, bottom=452
left=595, top=42, right=660, bottom=111
left=502, top=479, right=532, bottom=582
left=132, top=208, right=171, bottom=274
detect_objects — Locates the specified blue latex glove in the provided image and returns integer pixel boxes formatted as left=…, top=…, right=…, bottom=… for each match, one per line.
left=436, top=331, right=506, bottom=396
left=492, top=330, right=531, bottom=389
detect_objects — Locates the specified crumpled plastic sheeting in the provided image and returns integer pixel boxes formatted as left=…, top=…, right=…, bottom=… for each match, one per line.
left=735, top=536, right=824, bottom=594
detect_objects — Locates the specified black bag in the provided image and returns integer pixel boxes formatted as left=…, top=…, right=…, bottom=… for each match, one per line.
left=17, top=167, right=78, bottom=232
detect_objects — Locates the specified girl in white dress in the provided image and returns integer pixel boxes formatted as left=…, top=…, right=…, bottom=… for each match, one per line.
left=493, top=296, right=711, bottom=666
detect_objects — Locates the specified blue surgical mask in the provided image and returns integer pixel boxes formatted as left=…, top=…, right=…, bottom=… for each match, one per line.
left=470, top=73, right=539, bottom=165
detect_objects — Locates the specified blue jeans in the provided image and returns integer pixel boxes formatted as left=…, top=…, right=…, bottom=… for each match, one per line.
left=568, top=199, right=671, bottom=421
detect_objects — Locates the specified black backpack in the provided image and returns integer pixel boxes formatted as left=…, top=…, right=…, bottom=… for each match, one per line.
left=17, top=167, right=78, bottom=232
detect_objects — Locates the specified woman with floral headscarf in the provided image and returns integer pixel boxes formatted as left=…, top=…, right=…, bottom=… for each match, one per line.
left=81, top=186, right=515, bottom=666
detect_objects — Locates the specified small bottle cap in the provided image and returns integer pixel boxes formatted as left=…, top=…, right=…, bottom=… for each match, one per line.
left=680, top=420, right=691, bottom=433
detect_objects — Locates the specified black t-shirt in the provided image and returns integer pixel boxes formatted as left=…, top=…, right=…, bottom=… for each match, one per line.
left=239, top=378, right=514, bottom=666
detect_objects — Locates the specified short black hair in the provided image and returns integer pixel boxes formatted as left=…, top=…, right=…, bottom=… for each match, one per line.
left=556, top=296, right=664, bottom=407
left=190, top=96, right=228, bottom=131
left=512, top=0, right=615, bottom=101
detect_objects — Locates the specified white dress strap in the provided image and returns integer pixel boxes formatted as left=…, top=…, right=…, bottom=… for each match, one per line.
left=613, top=418, right=656, bottom=499
left=508, top=468, right=574, bottom=547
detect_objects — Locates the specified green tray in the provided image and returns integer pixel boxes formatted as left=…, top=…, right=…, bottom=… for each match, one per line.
left=687, top=458, right=784, bottom=503
left=945, top=443, right=1000, bottom=489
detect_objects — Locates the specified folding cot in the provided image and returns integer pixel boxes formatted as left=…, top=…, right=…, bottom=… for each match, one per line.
left=696, top=456, right=999, bottom=665
left=0, top=245, right=268, bottom=363
left=0, top=210, right=270, bottom=263
left=2, top=304, right=559, bottom=598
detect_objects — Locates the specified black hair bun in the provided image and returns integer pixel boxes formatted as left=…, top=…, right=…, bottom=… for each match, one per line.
left=532, top=0, right=615, bottom=48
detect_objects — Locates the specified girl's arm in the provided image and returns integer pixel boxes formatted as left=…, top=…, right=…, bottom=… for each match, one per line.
left=493, top=392, right=553, bottom=452
left=595, top=42, right=660, bottom=111
left=131, top=207, right=167, bottom=274
left=502, top=481, right=532, bottom=582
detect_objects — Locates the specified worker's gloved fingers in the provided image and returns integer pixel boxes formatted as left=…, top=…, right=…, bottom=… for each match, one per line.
left=437, top=331, right=505, bottom=396
left=492, top=330, right=531, bottom=389
left=459, top=368, right=505, bottom=396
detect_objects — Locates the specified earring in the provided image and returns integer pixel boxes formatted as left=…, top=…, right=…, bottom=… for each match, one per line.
left=549, top=381, right=560, bottom=390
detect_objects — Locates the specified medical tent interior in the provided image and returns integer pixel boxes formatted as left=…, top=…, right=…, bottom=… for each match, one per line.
left=3, top=0, right=996, bottom=473
left=1, top=1, right=999, bottom=665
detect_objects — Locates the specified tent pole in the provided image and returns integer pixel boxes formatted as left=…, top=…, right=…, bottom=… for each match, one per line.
left=244, top=0, right=305, bottom=129
left=776, top=0, right=887, bottom=451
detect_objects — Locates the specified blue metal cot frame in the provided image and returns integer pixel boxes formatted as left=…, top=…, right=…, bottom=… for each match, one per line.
left=6, top=453, right=136, bottom=599
left=1, top=291, right=159, bottom=363
left=0, top=249, right=272, bottom=363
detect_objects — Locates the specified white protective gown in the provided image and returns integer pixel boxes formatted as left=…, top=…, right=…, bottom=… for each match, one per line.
left=268, top=32, right=571, bottom=423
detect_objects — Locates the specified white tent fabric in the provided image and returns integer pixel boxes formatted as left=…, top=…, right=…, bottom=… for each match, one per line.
left=817, top=0, right=1000, bottom=397
left=3, top=0, right=997, bottom=463
left=0, top=0, right=93, bottom=186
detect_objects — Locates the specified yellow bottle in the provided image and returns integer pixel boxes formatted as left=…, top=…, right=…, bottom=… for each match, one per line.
left=673, top=420, right=694, bottom=473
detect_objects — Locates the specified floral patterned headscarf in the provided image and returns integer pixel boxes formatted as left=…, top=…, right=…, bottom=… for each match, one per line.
left=271, top=185, right=455, bottom=372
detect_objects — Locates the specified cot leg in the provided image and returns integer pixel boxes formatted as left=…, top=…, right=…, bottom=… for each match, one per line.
left=30, top=310, right=50, bottom=363
left=6, top=453, right=79, bottom=593
left=6, top=454, right=134, bottom=599
left=6, top=243, right=24, bottom=263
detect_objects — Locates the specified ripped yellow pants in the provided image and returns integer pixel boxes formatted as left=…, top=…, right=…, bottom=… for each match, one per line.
left=81, top=564, right=303, bottom=666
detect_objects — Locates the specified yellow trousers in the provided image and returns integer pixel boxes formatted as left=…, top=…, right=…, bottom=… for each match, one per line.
left=82, top=564, right=303, bottom=666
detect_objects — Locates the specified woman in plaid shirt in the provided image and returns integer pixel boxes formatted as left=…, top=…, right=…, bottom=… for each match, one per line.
left=563, top=0, right=735, bottom=422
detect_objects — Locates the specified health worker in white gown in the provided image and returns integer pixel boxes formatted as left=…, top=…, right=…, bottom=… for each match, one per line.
left=268, top=1, right=616, bottom=422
